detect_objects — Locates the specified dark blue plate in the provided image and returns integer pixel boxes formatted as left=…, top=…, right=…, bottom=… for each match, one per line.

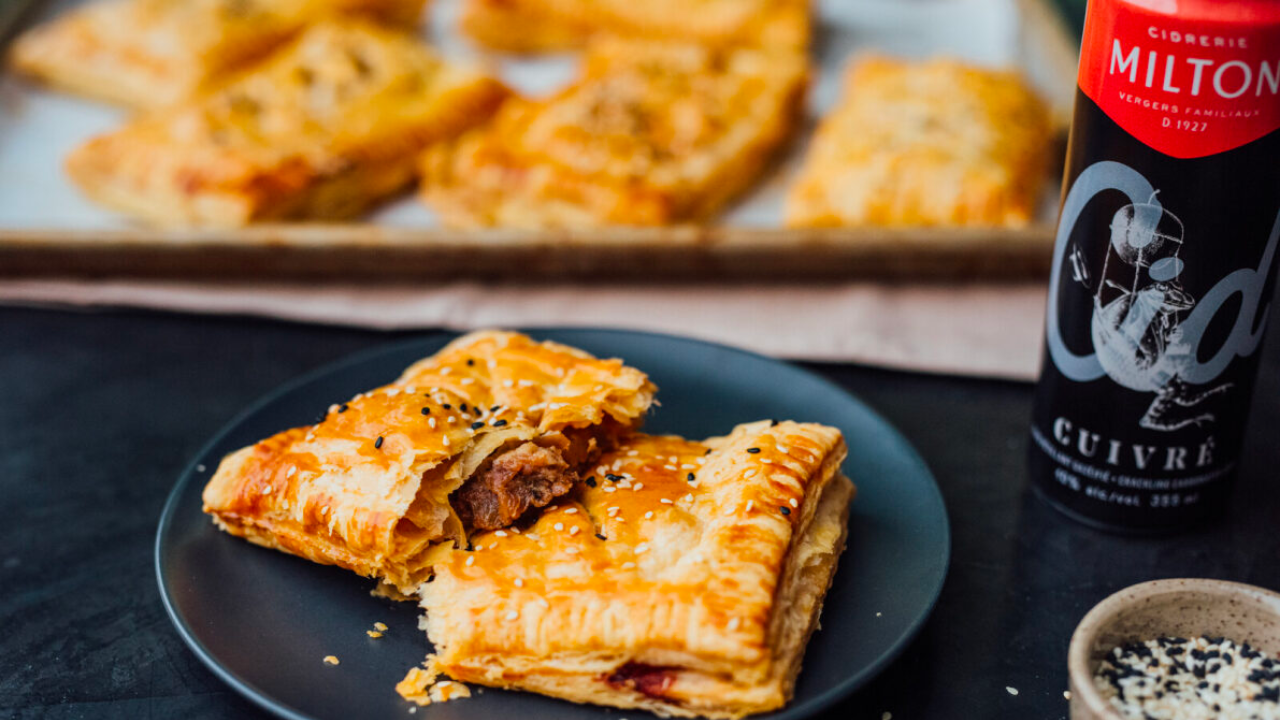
left=156, top=329, right=950, bottom=720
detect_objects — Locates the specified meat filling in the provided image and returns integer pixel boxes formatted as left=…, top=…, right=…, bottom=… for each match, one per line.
left=455, top=442, right=576, bottom=530
left=604, top=662, right=677, bottom=699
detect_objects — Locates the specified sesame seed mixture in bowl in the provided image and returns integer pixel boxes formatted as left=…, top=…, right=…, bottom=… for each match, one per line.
left=1095, top=636, right=1280, bottom=720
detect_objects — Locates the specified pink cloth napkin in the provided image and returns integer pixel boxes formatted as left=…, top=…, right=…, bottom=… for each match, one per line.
left=0, top=279, right=1049, bottom=380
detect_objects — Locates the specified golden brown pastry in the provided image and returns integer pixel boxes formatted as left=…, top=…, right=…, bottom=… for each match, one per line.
left=418, top=421, right=853, bottom=719
left=64, top=21, right=507, bottom=227
left=419, top=38, right=807, bottom=228
left=459, top=0, right=808, bottom=53
left=786, top=55, right=1053, bottom=229
left=8, top=0, right=427, bottom=110
left=202, top=330, right=656, bottom=595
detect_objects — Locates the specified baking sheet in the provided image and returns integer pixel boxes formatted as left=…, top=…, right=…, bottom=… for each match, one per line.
left=0, top=0, right=1079, bottom=280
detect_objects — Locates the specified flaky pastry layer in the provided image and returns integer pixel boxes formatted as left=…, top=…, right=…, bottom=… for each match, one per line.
left=65, top=20, right=506, bottom=226
left=419, top=38, right=807, bottom=228
left=419, top=421, right=853, bottom=718
left=9, top=0, right=427, bottom=109
left=785, top=55, right=1053, bottom=229
left=202, top=330, right=655, bottom=594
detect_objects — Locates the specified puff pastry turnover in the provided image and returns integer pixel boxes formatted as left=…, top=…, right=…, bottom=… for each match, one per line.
left=459, top=0, right=808, bottom=53
left=8, top=0, right=427, bottom=109
left=419, top=39, right=807, bottom=228
left=63, top=21, right=507, bottom=227
left=419, top=421, right=853, bottom=719
left=202, top=330, right=656, bottom=595
left=785, top=56, right=1053, bottom=229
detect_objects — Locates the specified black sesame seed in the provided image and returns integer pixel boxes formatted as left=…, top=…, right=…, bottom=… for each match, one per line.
left=374, top=436, right=384, bottom=449
left=686, top=473, right=696, bottom=482
left=442, top=403, right=452, bottom=409
left=493, top=419, right=508, bottom=427
left=466, top=358, right=475, bottom=366
left=747, top=447, right=761, bottom=454
left=780, top=506, right=791, bottom=515
left=339, top=403, right=349, bottom=413
left=606, top=474, right=623, bottom=482
left=585, top=477, right=597, bottom=487
left=471, top=421, right=484, bottom=430
left=421, top=407, right=431, bottom=415
left=491, top=405, right=500, bottom=412
left=770, top=419, right=779, bottom=426
left=704, top=448, right=712, bottom=455
left=595, top=533, right=606, bottom=541
left=460, top=403, right=468, bottom=412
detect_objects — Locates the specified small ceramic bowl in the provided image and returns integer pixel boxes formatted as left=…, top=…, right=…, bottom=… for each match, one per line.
left=1068, top=578, right=1280, bottom=720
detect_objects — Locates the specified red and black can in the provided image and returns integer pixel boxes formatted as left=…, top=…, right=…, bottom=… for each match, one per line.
left=1029, top=0, right=1280, bottom=532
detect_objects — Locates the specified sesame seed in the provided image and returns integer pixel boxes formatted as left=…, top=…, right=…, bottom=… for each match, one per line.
left=262, top=484, right=272, bottom=494
left=622, top=562, right=636, bottom=569
left=374, top=436, right=384, bottom=449
left=684, top=494, right=693, bottom=503
left=339, top=404, right=348, bottom=413
left=553, top=523, right=564, bottom=531
left=745, top=469, right=758, bottom=478
left=465, top=555, right=474, bottom=566
left=1006, top=687, right=1018, bottom=696
left=585, top=477, right=597, bottom=488
left=780, top=506, right=791, bottom=515
left=493, top=419, right=508, bottom=427
left=470, top=421, right=484, bottom=430
left=633, top=483, right=644, bottom=492
left=538, top=598, right=550, bottom=608
left=514, top=578, right=524, bottom=587
left=495, top=530, right=508, bottom=537
left=505, top=611, right=519, bottom=620
left=564, top=547, right=579, bottom=555
left=440, top=368, right=451, bottom=375
left=421, top=407, right=431, bottom=415
left=595, top=533, right=607, bottom=540
left=196, top=464, right=206, bottom=472
left=644, top=511, right=654, bottom=519
left=568, top=526, right=580, bottom=536
left=442, top=403, right=451, bottom=409
left=490, top=405, right=500, bottom=412
left=564, top=508, right=578, bottom=515
left=747, top=447, right=761, bottom=454
left=606, top=474, right=623, bottom=482
left=635, top=543, right=649, bottom=554
left=1063, top=691, right=1071, bottom=700
left=664, top=464, right=677, bottom=471
left=287, top=466, right=297, bottom=478
left=442, top=435, right=450, bottom=446
left=727, top=618, right=741, bottom=631
left=745, top=500, right=754, bottom=512
left=502, top=379, right=514, bottom=388
left=789, top=498, right=798, bottom=508
left=660, top=498, right=673, bottom=504
left=603, top=486, right=617, bottom=493
left=466, top=359, right=475, bottom=366
left=510, top=527, right=521, bottom=534
left=526, top=532, right=540, bottom=541
left=428, top=418, right=437, bottom=429
left=460, top=378, right=475, bottom=386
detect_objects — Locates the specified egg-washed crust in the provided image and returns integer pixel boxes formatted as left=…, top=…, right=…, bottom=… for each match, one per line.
left=785, top=55, right=1054, bottom=229
left=419, top=38, right=808, bottom=229
left=202, top=330, right=656, bottom=595
left=419, top=421, right=853, bottom=719
left=8, top=0, right=427, bottom=110
left=459, top=0, right=808, bottom=53
left=64, top=20, right=507, bottom=227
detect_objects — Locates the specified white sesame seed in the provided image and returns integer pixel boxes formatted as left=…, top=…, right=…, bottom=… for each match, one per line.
left=723, top=506, right=734, bottom=516
left=569, top=526, right=580, bottom=536
left=428, top=417, right=437, bottom=428
left=465, top=555, right=474, bottom=566
left=502, top=379, right=514, bottom=388
left=745, top=500, right=754, bottom=512
left=1006, top=687, right=1019, bottom=696
left=447, top=416, right=456, bottom=424
left=564, top=547, right=579, bottom=555
left=511, top=526, right=521, bottom=534
left=684, top=494, right=694, bottom=503
left=681, top=464, right=696, bottom=469
left=262, top=484, right=272, bottom=494
left=622, top=562, right=636, bottom=570
left=196, top=464, right=206, bottom=472
left=564, top=508, right=578, bottom=515
left=526, top=532, right=540, bottom=541
left=745, top=469, right=758, bottom=478
left=635, top=543, right=649, bottom=554
left=633, top=483, right=643, bottom=492
left=442, top=435, right=450, bottom=446
left=607, top=506, right=620, bottom=516
left=789, top=498, right=798, bottom=508
left=603, top=486, right=616, bottom=493
left=386, top=388, right=401, bottom=397
left=660, top=498, right=673, bottom=504
left=552, top=522, right=564, bottom=531
left=727, top=618, right=741, bottom=631
left=514, top=578, right=524, bottom=587
left=460, top=378, right=475, bottom=385
left=664, top=465, right=677, bottom=471
left=1063, top=691, right=1071, bottom=700
left=538, top=598, right=550, bottom=608
left=518, top=379, right=533, bottom=387
left=440, top=368, right=451, bottom=375
left=504, top=610, right=519, bottom=620
left=644, top=511, right=654, bottom=519
left=495, top=530, right=508, bottom=537
left=287, top=466, right=297, bottom=478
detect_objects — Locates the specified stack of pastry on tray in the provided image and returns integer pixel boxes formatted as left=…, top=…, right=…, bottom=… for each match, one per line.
left=200, top=330, right=856, bottom=718
left=8, top=0, right=1054, bottom=229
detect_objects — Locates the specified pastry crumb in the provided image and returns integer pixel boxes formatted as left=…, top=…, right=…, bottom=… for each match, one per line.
left=323, top=655, right=339, bottom=665
left=367, top=630, right=383, bottom=638
left=1064, top=690, right=1072, bottom=700
left=397, top=655, right=468, bottom=707
left=374, top=622, right=388, bottom=632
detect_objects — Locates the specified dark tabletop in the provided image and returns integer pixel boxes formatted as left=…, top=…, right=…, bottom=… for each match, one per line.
left=2, top=305, right=1278, bottom=720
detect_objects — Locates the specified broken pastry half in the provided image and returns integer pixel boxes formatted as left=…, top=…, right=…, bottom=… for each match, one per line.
left=785, top=55, right=1053, bottom=229
left=418, top=420, right=853, bottom=719
left=202, top=330, right=656, bottom=596
left=8, top=0, right=428, bottom=110
left=419, top=37, right=808, bottom=228
left=65, top=20, right=507, bottom=226
left=459, top=0, right=808, bottom=54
